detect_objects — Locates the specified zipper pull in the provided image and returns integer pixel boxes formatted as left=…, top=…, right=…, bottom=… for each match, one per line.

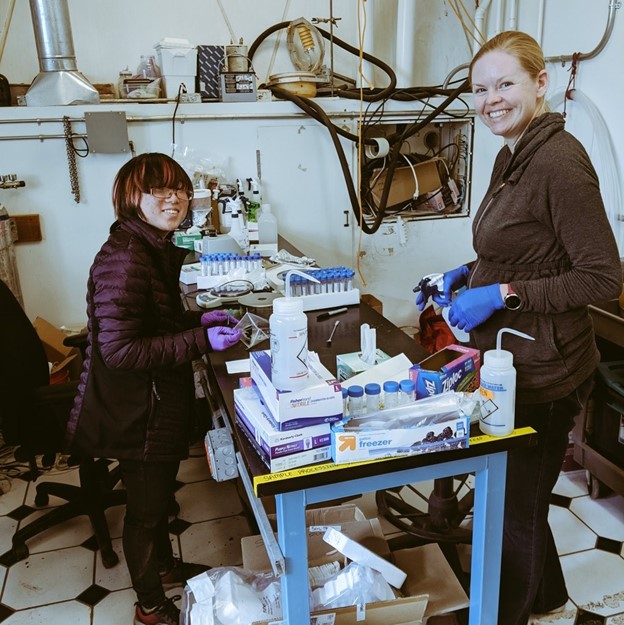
left=152, top=381, right=161, bottom=401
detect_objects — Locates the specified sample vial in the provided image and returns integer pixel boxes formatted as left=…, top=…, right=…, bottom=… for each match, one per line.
left=341, top=387, right=349, bottom=418
left=383, top=380, right=400, bottom=409
left=399, top=379, right=416, bottom=404
left=347, top=385, right=365, bottom=417
left=365, top=383, right=382, bottom=414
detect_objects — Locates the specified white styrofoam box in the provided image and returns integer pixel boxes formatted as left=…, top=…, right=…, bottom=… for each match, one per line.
left=233, top=386, right=331, bottom=459
left=163, top=75, right=196, bottom=99
left=249, top=350, right=343, bottom=430
left=154, top=38, right=197, bottom=76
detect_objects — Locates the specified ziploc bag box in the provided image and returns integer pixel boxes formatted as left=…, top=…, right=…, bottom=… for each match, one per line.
left=331, top=395, right=469, bottom=465
left=409, top=344, right=480, bottom=399
left=233, top=386, right=331, bottom=459
left=249, top=350, right=343, bottom=430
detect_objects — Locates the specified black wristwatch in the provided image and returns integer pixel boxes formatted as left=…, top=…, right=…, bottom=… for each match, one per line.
left=504, top=287, right=522, bottom=311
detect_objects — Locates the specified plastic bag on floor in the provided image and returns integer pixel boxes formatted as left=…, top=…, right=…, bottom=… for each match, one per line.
left=182, top=567, right=281, bottom=625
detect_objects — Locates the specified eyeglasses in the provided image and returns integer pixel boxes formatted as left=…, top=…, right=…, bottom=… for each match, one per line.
left=149, top=188, right=193, bottom=201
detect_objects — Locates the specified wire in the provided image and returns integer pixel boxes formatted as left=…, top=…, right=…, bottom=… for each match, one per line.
left=171, top=83, right=187, bottom=158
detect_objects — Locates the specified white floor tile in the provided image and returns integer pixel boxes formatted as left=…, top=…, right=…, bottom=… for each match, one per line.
left=0, top=515, right=18, bottom=554
left=94, top=538, right=132, bottom=592
left=92, top=588, right=137, bottom=625
left=175, top=479, right=243, bottom=523
left=2, top=546, right=95, bottom=609
left=549, top=505, right=597, bottom=556
left=553, top=470, right=590, bottom=499
left=570, top=493, right=624, bottom=540
left=528, top=600, right=577, bottom=624
left=177, top=453, right=212, bottom=483
left=561, top=549, right=624, bottom=617
left=3, top=600, right=92, bottom=624
left=0, top=477, right=27, bottom=515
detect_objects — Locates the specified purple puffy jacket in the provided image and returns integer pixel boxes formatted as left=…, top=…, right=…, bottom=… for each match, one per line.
left=65, top=218, right=209, bottom=461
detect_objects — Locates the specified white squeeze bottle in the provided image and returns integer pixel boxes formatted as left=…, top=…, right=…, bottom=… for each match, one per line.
left=258, top=203, right=278, bottom=245
left=479, top=327, right=535, bottom=437
left=270, top=270, right=319, bottom=392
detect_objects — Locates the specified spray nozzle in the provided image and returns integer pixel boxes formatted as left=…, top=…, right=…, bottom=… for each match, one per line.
left=496, top=327, right=535, bottom=352
left=285, top=269, right=320, bottom=297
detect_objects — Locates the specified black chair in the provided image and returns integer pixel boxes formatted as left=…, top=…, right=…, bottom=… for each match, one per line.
left=0, top=279, right=125, bottom=568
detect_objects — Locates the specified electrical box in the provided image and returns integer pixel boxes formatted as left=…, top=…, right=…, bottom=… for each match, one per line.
left=204, top=427, right=238, bottom=481
left=359, top=114, right=474, bottom=223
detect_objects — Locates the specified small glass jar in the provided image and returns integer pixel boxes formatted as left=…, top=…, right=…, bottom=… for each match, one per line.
left=399, top=378, right=416, bottom=404
left=383, top=380, right=400, bottom=409
left=347, top=385, right=365, bottom=417
left=364, top=383, right=382, bottom=413
left=341, top=387, right=349, bottom=417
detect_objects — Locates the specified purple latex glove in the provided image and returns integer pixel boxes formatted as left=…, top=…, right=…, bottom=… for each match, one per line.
left=415, top=266, right=470, bottom=311
left=448, top=284, right=504, bottom=332
left=207, top=326, right=242, bottom=351
left=201, top=310, right=239, bottom=328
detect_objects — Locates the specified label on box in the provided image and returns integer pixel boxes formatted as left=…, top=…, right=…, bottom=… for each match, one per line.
left=410, top=344, right=480, bottom=399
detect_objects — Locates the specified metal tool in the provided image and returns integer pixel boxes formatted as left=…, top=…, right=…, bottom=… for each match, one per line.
left=326, top=319, right=340, bottom=345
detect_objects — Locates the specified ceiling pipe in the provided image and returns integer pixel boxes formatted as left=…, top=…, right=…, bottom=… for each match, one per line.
left=395, top=0, right=417, bottom=88
left=25, top=0, right=99, bottom=106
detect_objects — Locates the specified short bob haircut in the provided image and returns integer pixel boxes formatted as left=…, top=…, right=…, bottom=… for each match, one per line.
left=112, top=152, right=193, bottom=222
left=469, top=30, right=546, bottom=83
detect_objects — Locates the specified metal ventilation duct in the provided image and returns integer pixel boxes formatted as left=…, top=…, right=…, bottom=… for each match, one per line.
left=25, top=0, right=99, bottom=106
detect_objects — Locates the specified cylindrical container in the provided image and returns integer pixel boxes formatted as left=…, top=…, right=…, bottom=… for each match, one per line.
left=479, top=349, right=516, bottom=437
left=258, top=203, right=278, bottom=245
left=341, top=387, right=349, bottom=417
left=383, top=380, right=400, bottom=409
left=365, top=383, right=382, bottom=413
left=269, top=296, right=309, bottom=392
left=347, top=385, right=365, bottom=417
left=399, top=379, right=416, bottom=404
left=226, top=44, right=249, bottom=72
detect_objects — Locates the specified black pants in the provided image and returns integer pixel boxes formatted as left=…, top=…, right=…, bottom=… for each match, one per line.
left=498, top=375, right=594, bottom=625
left=118, top=459, right=179, bottom=608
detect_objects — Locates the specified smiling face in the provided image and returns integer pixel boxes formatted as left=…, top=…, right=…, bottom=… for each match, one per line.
left=471, top=50, right=548, bottom=147
left=139, top=190, right=189, bottom=234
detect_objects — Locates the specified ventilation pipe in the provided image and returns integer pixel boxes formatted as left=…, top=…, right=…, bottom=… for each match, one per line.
left=25, top=0, right=99, bottom=106
left=395, top=0, right=416, bottom=88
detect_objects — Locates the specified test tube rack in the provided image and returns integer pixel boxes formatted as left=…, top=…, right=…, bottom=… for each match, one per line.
left=297, top=288, right=361, bottom=312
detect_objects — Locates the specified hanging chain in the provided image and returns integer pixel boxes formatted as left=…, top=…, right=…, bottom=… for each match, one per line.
left=63, top=116, right=80, bottom=203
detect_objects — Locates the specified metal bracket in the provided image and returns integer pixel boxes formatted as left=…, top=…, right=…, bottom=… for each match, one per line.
left=236, top=451, right=285, bottom=576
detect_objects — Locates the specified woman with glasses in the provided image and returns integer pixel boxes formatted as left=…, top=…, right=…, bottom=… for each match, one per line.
left=66, top=152, right=241, bottom=625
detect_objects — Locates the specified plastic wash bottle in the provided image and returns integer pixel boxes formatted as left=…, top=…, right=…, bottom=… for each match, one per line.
left=270, top=270, right=320, bottom=392
left=479, top=327, right=535, bottom=437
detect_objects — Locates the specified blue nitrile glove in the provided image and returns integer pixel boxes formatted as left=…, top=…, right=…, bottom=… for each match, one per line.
left=207, top=326, right=242, bottom=351
left=447, top=284, right=504, bottom=332
left=415, top=265, right=470, bottom=311
left=201, top=310, right=239, bottom=328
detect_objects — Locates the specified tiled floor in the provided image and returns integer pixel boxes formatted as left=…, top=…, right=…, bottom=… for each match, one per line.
left=0, top=443, right=623, bottom=625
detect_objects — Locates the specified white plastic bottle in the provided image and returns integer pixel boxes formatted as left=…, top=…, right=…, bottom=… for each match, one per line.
left=479, top=328, right=535, bottom=437
left=258, top=203, right=278, bottom=245
left=228, top=207, right=249, bottom=253
left=270, top=271, right=312, bottom=392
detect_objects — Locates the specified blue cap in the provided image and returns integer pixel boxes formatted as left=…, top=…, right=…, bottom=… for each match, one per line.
left=348, top=385, right=364, bottom=398
left=383, top=380, right=399, bottom=393
left=399, top=379, right=415, bottom=392
left=365, top=383, right=381, bottom=395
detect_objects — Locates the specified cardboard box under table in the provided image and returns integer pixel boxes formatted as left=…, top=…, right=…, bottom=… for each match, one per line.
left=34, top=317, right=83, bottom=383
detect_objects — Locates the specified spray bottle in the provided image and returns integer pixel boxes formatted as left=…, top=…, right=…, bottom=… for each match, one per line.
left=479, top=327, right=535, bottom=437
left=269, top=269, right=319, bottom=392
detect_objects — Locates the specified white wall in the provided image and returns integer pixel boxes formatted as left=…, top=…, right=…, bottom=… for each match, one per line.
left=0, top=0, right=622, bottom=330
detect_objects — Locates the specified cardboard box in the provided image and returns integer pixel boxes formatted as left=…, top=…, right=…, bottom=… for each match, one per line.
left=409, top=344, right=480, bottom=399
left=250, top=350, right=343, bottom=430
left=252, top=595, right=428, bottom=625
left=394, top=544, right=469, bottom=620
left=242, top=517, right=389, bottom=571
left=234, top=386, right=331, bottom=458
left=322, top=526, right=406, bottom=588
left=370, top=160, right=442, bottom=207
left=173, top=231, right=202, bottom=250
left=336, top=349, right=391, bottom=382
left=266, top=503, right=365, bottom=531
left=331, top=410, right=469, bottom=465
left=34, top=317, right=82, bottom=380
left=236, top=413, right=332, bottom=472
